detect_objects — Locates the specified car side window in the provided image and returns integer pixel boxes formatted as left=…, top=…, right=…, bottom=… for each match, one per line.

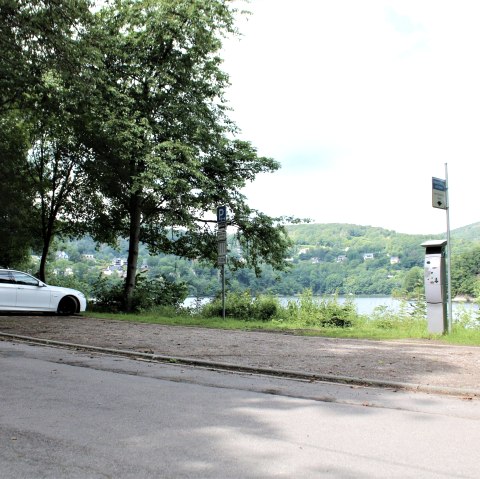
left=0, top=270, right=15, bottom=284
left=12, top=272, right=40, bottom=286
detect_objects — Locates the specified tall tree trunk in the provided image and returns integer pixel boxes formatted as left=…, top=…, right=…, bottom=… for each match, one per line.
left=39, top=243, right=49, bottom=282
left=38, top=216, right=55, bottom=282
left=124, top=192, right=142, bottom=312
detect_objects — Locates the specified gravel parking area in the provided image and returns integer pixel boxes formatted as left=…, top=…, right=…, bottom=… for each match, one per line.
left=1, top=314, right=479, bottom=395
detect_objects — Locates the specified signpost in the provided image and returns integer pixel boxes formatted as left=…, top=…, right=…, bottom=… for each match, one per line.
left=431, top=165, right=452, bottom=332
left=432, top=177, right=447, bottom=209
left=217, top=205, right=227, bottom=223
left=217, top=206, right=227, bottom=319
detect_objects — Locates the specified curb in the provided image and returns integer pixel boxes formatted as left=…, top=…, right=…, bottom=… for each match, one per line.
left=1, top=332, right=479, bottom=398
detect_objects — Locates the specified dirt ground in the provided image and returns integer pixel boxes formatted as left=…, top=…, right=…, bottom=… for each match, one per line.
left=1, top=314, right=479, bottom=395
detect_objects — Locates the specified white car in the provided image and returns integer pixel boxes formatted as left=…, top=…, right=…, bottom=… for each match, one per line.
left=0, top=269, right=87, bottom=315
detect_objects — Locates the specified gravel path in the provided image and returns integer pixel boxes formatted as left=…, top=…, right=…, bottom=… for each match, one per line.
left=1, top=314, right=479, bottom=395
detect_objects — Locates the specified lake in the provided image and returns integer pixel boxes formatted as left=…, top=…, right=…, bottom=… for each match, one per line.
left=184, top=295, right=479, bottom=318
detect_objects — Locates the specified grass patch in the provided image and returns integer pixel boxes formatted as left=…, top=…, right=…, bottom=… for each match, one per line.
left=84, top=292, right=480, bottom=346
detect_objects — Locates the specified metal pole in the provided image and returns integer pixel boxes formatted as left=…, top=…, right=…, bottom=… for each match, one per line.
left=221, top=264, right=225, bottom=319
left=445, top=163, right=452, bottom=333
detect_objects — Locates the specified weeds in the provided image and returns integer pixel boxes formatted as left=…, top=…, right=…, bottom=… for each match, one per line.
left=86, top=289, right=480, bottom=345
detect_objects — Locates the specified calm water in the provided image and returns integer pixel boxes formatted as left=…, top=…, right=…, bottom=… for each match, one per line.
left=335, top=296, right=478, bottom=316
left=185, top=296, right=478, bottom=317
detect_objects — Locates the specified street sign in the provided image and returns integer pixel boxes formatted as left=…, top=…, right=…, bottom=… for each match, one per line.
left=218, top=241, right=227, bottom=256
left=217, top=206, right=227, bottom=223
left=216, top=206, right=228, bottom=319
left=432, top=177, right=447, bottom=209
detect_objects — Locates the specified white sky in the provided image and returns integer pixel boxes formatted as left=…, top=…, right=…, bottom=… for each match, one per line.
left=221, top=0, right=480, bottom=235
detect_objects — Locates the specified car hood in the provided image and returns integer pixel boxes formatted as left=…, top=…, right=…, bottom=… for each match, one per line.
left=44, top=284, right=85, bottom=297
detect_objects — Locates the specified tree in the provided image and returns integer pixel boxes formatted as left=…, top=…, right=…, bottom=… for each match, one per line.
left=73, top=0, right=292, bottom=310
left=26, top=77, right=100, bottom=281
left=451, top=246, right=480, bottom=297
left=0, top=112, right=39, bottom=267
left=402, top=266, right=423, bottom=296
left=0, top=0, right=93, bottom=110
left=0, top=0, right=95, bottom=277
left=0, top=0, right=93, bottom=113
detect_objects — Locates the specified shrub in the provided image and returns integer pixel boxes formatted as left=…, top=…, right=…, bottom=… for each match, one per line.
left=48, top=275, right=92, bottom=297
left=369, top=300, right=427, bottom=334
left=90, top=276, right=125, bottom=312
left=90, top=274, right=188, bottom=313
left=200, top=292, right=280, bottom=321
left=285, top=290, right=357, bottom=328
left=253, top=295, right=280, bottom=321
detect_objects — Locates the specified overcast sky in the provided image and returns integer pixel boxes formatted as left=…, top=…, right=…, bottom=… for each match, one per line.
left=221, top=0, right=480, bottom=235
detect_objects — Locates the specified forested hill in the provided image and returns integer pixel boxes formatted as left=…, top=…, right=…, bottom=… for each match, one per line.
left=286, top=222, right=480, bottom=256
left=447, top=222, right=480, bottom=243
left=50, top=222, right=480, bottom=298
left=274, top=222, right=480, bottom=297
left=286, top=223, right=436, bottom=262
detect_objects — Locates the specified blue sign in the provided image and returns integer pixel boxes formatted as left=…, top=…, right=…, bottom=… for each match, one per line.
left=217, top=206, right=227, bottom=223
left=432, top=177, right=446, bottom=191
left=432, top=177, right=447, bottom=209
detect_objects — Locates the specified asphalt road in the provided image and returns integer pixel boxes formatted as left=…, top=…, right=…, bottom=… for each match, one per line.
left=1, top=340, right=480, bottom=478
left=2, top=315, right=480, bottom=394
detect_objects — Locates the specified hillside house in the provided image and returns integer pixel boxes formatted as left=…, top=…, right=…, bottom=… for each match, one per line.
left=113, top=258, right=128, bottom=267
left=102, top=264, right=126, bottom=278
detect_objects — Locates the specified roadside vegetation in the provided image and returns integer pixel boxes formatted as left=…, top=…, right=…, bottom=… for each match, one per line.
left=86, top=289, right=480, bottom=346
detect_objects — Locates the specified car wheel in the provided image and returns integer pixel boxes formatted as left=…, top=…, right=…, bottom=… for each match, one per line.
left=57, top=296, right=78, bottom=316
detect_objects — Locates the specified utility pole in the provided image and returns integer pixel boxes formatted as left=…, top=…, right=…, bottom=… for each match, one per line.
left=431, top=164, right=452, bottom=333
left=217, top=206, right=227, bottom=319
left=445, top=163, right=452, bottom=333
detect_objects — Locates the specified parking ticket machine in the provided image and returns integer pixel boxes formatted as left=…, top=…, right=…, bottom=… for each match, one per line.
left=421, top=240, right=448, bottom=334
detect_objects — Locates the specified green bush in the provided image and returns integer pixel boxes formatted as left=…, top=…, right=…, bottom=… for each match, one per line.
left=90, top=274, right=188, bottom=313
left=48, top=274, right=92, bottom=297
left=89, top=276, right=125, bottom=312
left=285, top=290, right=357, bottom=328
left=201, top=292, right=280, bottom=321
left=253, top=295, right=280, bottom=321
left=369, top=300, right=427, bottom=334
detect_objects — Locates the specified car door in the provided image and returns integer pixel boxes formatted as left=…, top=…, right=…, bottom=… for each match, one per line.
left=0, top=270, right=17, bottom=309
left=12, top=271, right=52, bottom=311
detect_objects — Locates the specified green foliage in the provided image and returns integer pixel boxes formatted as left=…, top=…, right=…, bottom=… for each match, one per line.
left=0, top=0, right=92, bottom=111
left=254, top=294, right=281, bottom=321
left=0, top=112, right=38, bottom=267
left=91, top=274, right=188, bottom=313
left=2, top=0, right=294, bottom=310
left=401, top=267, right=424, bottom=296
left=36, top=215, right=480, bottom=302
left=87, top=286, right=480, bottom=344
left=453, top=305, right=480, bottom=330
left=89, top=276, right=124, bottom=312
left=48, top=274, right=92, bottom=297
left=283, top=290, right=357, bottom=327
left=368, top=299, right=427, bottom=332
left=67, top=0, right=293, bottom=308
left=451, top=245, right=480, bottom=297
left=201, top=291, right=281, bottom=321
